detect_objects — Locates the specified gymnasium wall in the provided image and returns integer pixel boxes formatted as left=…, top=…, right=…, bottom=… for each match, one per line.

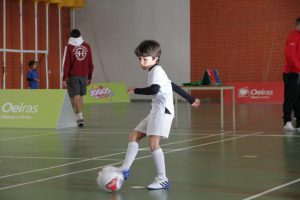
left=75, top=0, right=190, bottom=99
left=190, top=0, right=300, bottom=98
left=0, top=0, right=70, bottom=89
left=2, top=0, right=300, bottom=96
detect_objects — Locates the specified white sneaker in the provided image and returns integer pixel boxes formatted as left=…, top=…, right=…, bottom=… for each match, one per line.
left=147, top=177, right=169, bottom=190
left=283, top=122, right=295, bottom=132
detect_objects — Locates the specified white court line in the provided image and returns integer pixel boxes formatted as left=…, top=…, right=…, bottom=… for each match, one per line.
left=73, top=128, right=246, bottom=133
left=0, top=156, right=85, bottom=160
left=0, top=162, right=125, bottom=191
left=0, top=132, right=56, bottom=141
left=254, top=134, right=300, bottom=137
left=0, top=152, right=126, bottom=179
left=0, top=130, right=131, bottom=142
left=0, top=130, right=223, bottom=141
left=242, top=178, right=300, bottom=200
left=79, top=128, right=224, bottom=132
left=93, top=158, right=123, bottom=161
left=0, top=156, right=122, bottom=161
left=77, top=129, right=269, bottom=135
left=0, top=131, right=261, bottom=191
left=0, top=129, right=55, bottom=133
left=0, top=131, right=232, bottom=179
left=163, top=132, right=262, bottom=153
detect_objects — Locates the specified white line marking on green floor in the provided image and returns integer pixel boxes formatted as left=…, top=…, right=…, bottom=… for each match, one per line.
left=0, top=131, right=261, bottom=190
left=242, top=155, right=258, bottom=158
left=0, top=156, right=85, bottom=160
left=242, top=178, right=300, bottom=200
left=0, top=156, right=122, bottom=161
left=0, top=133, right=55, bottom=141
left=0, top=131, right=232, bottom=180
left=131, top=186, right=146, bottom=189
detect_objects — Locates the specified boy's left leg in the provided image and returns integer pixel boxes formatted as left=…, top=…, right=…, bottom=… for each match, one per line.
left=149, top=136, right=167, bottom=179
left=147, top=135, right=169, bottom=190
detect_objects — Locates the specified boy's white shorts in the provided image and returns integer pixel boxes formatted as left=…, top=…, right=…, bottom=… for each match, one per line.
left=134, top=112, right=174, bottom=139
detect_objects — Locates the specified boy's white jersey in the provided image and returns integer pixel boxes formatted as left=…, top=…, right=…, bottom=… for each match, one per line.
left=148, top=65, right=174, bottom=115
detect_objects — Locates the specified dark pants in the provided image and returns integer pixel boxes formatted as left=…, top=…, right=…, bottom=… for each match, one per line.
left=283, top=73, right=300, bottom=126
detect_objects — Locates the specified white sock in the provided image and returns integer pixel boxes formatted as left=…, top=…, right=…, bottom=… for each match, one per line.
left=120, top=142, right=139, bottom=170
left=77, top=112, right=83, bottom=120
left=152, top=148, right=167, bottom=179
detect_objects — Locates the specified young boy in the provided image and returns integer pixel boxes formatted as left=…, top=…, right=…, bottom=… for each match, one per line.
left=62, top=29, right=94, bottom=127
left=119, top=40, right=200, bottom=190
left=26, top=60, right=39, bottom=89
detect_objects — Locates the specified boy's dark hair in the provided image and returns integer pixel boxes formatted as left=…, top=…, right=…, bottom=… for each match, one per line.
left=70, top=29, right=81, bottom=38
left=135, top=40, right=161, bottom=63
left=296, top=18, right=300, bottom=25
left=28, top=60, right=37, bottom=68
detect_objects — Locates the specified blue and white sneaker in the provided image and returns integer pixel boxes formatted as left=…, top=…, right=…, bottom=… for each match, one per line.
left=147, top=177, right=169, bottom=190
left=121, top=169, right=130, bottom=180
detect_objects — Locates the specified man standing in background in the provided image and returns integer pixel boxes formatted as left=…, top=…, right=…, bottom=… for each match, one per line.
left=63, top=29, right=94, bottom=127
left=283, top=18, right=300, bottom=132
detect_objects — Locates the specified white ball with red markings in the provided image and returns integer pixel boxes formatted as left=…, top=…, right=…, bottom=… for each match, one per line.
left=97, top=166, right=124, bottom=192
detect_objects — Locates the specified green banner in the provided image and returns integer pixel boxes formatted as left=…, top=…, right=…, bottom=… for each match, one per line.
left=84, top=82, right=130, bottom=104
left=0, top=90, right=76, bottom=129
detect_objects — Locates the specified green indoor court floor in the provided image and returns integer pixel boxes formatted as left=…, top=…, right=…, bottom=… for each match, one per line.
left=0, top=102, right=300, bottom=200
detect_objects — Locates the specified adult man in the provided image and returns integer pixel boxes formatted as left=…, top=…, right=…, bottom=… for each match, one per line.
left=283, top=18, right=300, bottom=131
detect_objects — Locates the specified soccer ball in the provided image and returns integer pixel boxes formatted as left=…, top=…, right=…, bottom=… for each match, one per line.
left=97, top=166, right=124, bottom=192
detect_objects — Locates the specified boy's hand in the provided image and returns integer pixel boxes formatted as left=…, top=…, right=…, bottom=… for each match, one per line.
left=192, top=98, right=200, bottom=107
left=127, top=87, right=135, bottom=94
left=62, top=81, right=67, bottom=89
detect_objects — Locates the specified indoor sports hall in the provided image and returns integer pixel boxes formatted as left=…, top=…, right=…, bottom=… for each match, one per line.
left=0, top=1, right=300, bottom=200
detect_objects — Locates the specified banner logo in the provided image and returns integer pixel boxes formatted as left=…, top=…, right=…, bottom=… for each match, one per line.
left=238, top=87, right=250, bottom=97
left=238, top=87, right=273, bottom=99
left=225, top=82, right=283, bottom=104
left=74, top=46, right=87, bottom=61
left=89, top=85, right=114, bottom=100
left=1, top=102, right=38, bottom=113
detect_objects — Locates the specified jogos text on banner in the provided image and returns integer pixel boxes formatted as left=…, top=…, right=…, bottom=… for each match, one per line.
left=84, top=82, right=130, bottom=104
